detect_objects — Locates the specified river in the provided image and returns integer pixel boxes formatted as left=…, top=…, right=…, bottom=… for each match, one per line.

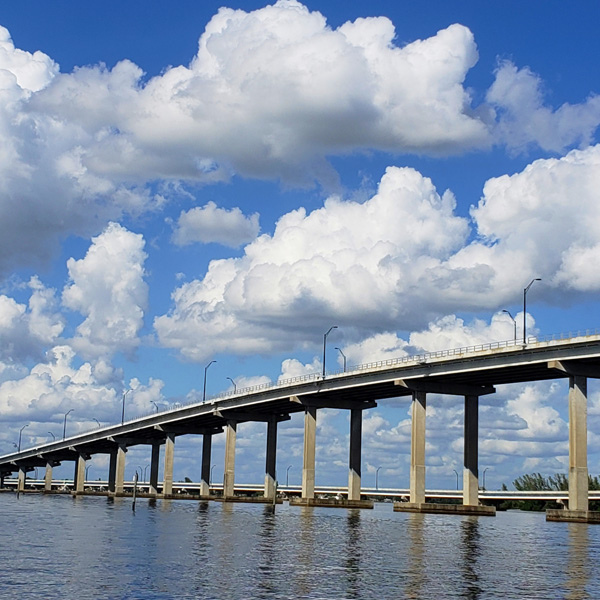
left=1, top=493, right=599, bottom=599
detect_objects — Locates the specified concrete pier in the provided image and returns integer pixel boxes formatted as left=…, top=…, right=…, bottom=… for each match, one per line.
left=264, top=419, right=277, bottom=500
left=348, top=409, right=362, bottom=501
left=410, top=391, right=426, bottom=505
left=569, top=375, right=588, bottom=512
left=44, top=462, right=53, bottom=492
left=149, top=441, right=161, bottom=497
left=162, top=433, right=175, bottom=497
left=200, top=433, right=213, bottom=497
left=74, top=453, right=86, bottom=494
left=301, top=407, right=317, bottom=500
left=223, top=420, right=237, bottom=498
left=463, top=395, right=479, bottom=507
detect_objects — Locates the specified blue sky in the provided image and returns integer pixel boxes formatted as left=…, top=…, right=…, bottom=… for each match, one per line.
left=1, top=1, right=600, bottom=490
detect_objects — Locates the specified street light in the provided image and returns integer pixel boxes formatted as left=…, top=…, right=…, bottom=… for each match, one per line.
left=121, top=389, right=131, bottom=424
left=93, top=418, right=101, bottom=428
left=335, top=347, right=347, bottom=372
left=376, top=466, right=382, bottom=490
left=322, top=326, right=338, bottom=378
left=502, top=309, right=516, bottom=342
left=227, top=377, right=237, bottom=393
left=63, top=409, right=74, bottom=440
left=483, top=467, right=491, bottom=491
left=203, top=360, right=216, bottom=403
left=452, top=469, right=459, bottom=490
left=286, top=465, right=293, bottom=487
left=18, top=424, right=28, bottom=452
left=144, top=464, right=150, bottom=483
left=48, top=431, right=55, bottom=441
left=150, top=401, right=159, bottom=413
left=210, top=464, right=216, bottom=484
left=523, top=278, right=541, bottom=345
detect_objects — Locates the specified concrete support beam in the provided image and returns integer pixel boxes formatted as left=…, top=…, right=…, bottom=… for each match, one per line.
left=463, top=395, right=479, bottom=506
left=162, top=433, right=175, bottom=496
left=17, top=467, right=26, bottom=493
left=115, top=444, right=127, bottom=496
left=223, top=421, right=237, bottom=499
left=348, top=409, right=362, bottom=501
left=569, top=375, right=588, bottom=512
left=302, top=406, right=317, bottom=499
left=264, top=420, right=277, bottom=500
left=410, top=391, right=426, bottom=504
left=200, top=433, right=213, bottom=497
left=149, top=441, right=161, bottom=496
left=44, top=462, right=53, bottom=492
left=74, top=453, right=86, bottom=494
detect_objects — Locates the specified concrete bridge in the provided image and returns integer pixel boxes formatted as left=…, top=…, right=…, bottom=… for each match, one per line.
left=2, top=331, right=600, bottom=522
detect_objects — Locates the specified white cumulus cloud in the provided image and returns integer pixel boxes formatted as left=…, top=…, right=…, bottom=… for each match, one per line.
left=171, top=201, right=259, bottom=247
left=62, top=222, right=148, bottom=359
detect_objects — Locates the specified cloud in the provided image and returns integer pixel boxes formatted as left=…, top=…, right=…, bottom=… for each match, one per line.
left=0, top=276, right=64, bottom=364
left=154, top=166, right=470, bottom=360
left=488, top=60, right=600, bottom=153
left=62, top=222, right=148, bottom=359
left=171, top=201, right=259, bottom=247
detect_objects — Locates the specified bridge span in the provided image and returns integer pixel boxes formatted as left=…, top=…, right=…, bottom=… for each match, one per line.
left=2, top=332, right=600, bottom=522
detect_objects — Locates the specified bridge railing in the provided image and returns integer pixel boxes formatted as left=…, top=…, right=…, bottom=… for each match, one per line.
left=40, top=327, right=600, bottom=439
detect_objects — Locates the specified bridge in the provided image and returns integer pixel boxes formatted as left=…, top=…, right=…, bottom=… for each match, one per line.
left=2, top=331, right=600, bottom=522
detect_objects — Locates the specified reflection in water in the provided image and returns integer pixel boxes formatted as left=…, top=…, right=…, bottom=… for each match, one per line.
left=256, top=506, right=277, bottom=600
left=566, top=523, right=590, bottom=600
left=3, top=495, right=600, bottom=600
left=405, top=514, right=426, bottom=599
left=295, top=507, right=315, bottom=597
left=344, top=509, right=362, bottom=598
left=460, top=517, right=482, bottom=600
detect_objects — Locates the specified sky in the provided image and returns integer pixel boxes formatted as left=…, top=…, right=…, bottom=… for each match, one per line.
left=1, top=0, right=600, bottom=491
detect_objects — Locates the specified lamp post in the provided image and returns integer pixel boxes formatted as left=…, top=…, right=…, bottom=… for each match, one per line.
left=210, top=464, right=216, bottom=485
left=523, top=278, right=541, bottom=345
left=322, top=326, right=338, bottom=378
left=18, top=424, right=28, bottom=452
left=151, top=401, right=159, bottom=413
left=502, top=309, right=516, bottom=342
left=121, top=389, right=131, bottom=424
left=453, top=469, right=459, bottom=490
left=483, top=467, right=491, bottom=491
left=286, top=465, right=293, bottom=487
left=203, top=360, right=216, bottom=403
left=376, top=466, right=382, bottom=490
left=335, top=347, right=347, bottom=372
left=144, top=464, right=150, bottom=483
left=63, top=409, right=74, bottom=440
left=93, top=418, right=101, bottom=428
left=227, top=377, right=237, bottom=393
left=48, top=431, right=55, bottom=441
left=85, top=466, right=91, bottom=481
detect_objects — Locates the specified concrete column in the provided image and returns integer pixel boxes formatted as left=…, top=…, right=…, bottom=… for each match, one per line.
left=410, top=391, right=426, bottom=504
left=17, top=467, right=26, bottom=493
left=163, top=433, right=175, bottom=497
left=115, top=444, right=127, bottom=496
left=108, top=448, right=117, bottom=493
left=44, top=462, right=53, bottom=492
left=149, top=441, right=161, bottom=496
left=302, top=406, right=317, bottom=499
left=74, top=453, right=86, bottom=494
left=348, top=409, right=362, bottom=501
left=223, top=420, right=237, bottom=498
left=569, top=375, right=588, bottom=512
left=200, top=433, right=212, bottom=497
left=264, top=420, right=277, bottom=500
left=463, top=395, right=479, bottom=506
